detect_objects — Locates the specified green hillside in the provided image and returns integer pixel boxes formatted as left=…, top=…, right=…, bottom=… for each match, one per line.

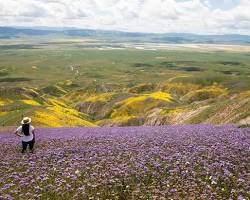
left=0, top=38, right=249, bottom=127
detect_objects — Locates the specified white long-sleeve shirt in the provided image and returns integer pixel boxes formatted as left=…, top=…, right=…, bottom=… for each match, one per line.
left=16, top=125, right=34, bottom=142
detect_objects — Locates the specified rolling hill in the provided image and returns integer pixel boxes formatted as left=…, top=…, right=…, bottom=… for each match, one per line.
left=1, top=26, right=250, bottom=44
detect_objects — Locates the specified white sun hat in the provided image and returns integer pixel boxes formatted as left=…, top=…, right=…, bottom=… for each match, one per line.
left=21, top=117, right=31, bottom=124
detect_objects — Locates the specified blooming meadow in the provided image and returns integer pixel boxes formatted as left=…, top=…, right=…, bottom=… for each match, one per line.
left=0, top=125, right=249, bottom=199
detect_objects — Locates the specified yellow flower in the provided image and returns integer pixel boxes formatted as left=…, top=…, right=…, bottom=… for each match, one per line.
left=21, top=100, right=41, bottom=106
left=75, top=169, right=81, bottom=175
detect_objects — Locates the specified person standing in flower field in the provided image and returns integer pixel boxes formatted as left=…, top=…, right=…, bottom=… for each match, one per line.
left=14, top=117, right=35, bottom=153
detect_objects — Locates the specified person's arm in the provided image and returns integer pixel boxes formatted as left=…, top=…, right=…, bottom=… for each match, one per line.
left=32, top=129, right=35, bottom=142
left=14, top=126, right=22, bottom=137
left=14, top=130, right=22, bottom=137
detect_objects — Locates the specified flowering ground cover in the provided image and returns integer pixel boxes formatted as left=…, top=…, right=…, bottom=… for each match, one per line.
left=0, top=125, right=249, bottom=199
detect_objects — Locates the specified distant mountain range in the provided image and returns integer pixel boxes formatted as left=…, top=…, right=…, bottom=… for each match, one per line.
left=1, top=26, right=250, bottom=45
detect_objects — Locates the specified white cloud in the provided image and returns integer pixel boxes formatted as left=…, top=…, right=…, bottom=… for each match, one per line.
left=0, top=0, right=249, bottom=34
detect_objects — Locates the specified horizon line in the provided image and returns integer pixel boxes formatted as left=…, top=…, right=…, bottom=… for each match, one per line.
left=1, top=25, right=250, bottom=37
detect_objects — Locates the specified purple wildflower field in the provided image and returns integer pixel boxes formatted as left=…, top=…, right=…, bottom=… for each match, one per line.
left=0, top=125, right=249, bottom=199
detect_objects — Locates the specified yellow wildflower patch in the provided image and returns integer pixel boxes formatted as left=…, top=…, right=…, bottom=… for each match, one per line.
left=238, top=91, right=250, bottom=98
left=185, top=85, right=228, bottom=102
left=34, top=111, right=63, bottom=127
left=162, top=82, right=200, bottom=96
left=34, top=109, right=96, bottom=127
left=0, top=112, right=7, bottom=117
left=148, top=92, right=172, bottom=102
left=116, top=92, right=172, bottom=106
left=48, top=105, right=80, bottom=117
left=201, top=85, right=228, bottom=95
left=33, top=104, right=96, bottom=127
left=21, top=100, right=41, bottom=106
left=111, top=92, right=172, bottom=119
left=48, top=98, right=67, bottom=107
left=85, top=93, right=114, bottom=103
left=0, top=99, right=13, bottom=106
left=118, top=96, right=147, bottom=106
left=0, top=100, right=5, bottom=106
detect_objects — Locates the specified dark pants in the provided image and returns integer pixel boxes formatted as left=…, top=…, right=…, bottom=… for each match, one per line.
left=22, top=139, right=35, bottom=153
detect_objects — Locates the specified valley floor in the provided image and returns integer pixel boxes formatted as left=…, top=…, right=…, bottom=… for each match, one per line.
left=0, top=125, right=249, bottom=199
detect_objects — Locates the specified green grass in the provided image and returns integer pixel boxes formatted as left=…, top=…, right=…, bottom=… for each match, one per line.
left=0, top=47, right=249, bottom=90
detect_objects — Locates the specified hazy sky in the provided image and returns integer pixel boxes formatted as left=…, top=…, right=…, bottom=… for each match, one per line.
left=0, top=0, right=249, bottom=34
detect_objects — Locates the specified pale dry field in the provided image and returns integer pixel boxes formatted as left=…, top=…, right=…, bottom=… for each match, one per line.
left=126, top=43, right=250, bottom=52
